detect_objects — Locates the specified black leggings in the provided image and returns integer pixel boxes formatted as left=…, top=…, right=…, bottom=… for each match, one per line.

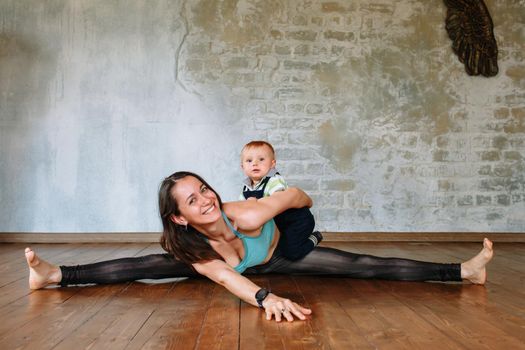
left=60, top=247, right=461, bottom=286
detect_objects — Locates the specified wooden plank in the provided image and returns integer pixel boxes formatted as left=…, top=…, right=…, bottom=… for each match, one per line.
left=52, top=281, right=174, bottom=350
left=194, top=283, right=240, bottom=350
left=238, top=274, right=326, bottom=350
left=0, top=283, right=130, bottom=349
left=126, top=278, right=215, bottom=350
left=379, top=280, right=525, bottom=349
left=292, top=276, right=374, bottom=349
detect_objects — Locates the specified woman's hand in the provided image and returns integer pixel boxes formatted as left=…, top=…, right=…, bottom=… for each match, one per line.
left=262, top=293, right=312, bottom=322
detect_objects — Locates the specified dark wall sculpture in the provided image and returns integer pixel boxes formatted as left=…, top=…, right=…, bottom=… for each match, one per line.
left=444, top=0, right=498, bottom=77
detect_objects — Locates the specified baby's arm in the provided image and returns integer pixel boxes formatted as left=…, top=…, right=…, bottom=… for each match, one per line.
left=266, top=174, right=288, bottom=196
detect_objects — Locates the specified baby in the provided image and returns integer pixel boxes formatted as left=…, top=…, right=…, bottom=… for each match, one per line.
left=239, top=140, right=322, bottom=260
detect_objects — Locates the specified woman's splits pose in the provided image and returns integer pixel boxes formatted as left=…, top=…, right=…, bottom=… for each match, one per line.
left=25, top=171, right=494, bottom=322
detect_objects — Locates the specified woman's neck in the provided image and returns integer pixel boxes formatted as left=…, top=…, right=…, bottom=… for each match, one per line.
left=193, top=216, right=236, bottom=242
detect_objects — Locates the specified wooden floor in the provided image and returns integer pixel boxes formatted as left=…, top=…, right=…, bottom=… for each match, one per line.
left=0, top=242, right=523, bottom=350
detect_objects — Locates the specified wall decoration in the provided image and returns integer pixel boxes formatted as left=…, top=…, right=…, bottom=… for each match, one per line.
left=444, top=0, right=498, bottom=77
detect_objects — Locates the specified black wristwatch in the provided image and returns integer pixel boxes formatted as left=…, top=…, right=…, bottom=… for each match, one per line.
left=255, top=288, right=270, bottom=308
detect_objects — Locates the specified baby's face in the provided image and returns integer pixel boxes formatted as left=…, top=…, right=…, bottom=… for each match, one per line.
left=241, top=146, right=276, bottom=184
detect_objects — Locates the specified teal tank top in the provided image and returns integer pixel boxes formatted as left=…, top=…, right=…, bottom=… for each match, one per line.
left=221, top=211, right=275, bottom=273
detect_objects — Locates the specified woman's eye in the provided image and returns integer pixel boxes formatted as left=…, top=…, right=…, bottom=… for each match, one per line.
left=189, top=198, right=195, bottom=205
left=201, top=186, right=208, bottom=193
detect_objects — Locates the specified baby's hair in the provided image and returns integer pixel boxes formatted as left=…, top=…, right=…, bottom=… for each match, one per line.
left=241, top=140, right=275, bottom=157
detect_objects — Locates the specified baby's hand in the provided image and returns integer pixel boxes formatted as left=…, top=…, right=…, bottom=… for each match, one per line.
left=246, top=197, right=257, bottom=201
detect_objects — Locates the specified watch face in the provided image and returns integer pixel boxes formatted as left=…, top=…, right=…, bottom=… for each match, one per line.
left=256, top=288, right=269, bottom=304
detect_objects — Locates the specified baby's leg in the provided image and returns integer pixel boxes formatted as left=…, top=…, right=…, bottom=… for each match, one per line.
left=274, top=207, right=321, bottom=261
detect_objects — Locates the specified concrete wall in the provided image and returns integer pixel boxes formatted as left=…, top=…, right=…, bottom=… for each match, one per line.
left=1, top=0, right=523, bottom=233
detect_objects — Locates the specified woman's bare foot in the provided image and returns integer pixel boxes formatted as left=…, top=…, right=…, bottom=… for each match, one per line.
left=25, top=247, right=62, bottom=289
left=460, top=238, right=494, bottom=284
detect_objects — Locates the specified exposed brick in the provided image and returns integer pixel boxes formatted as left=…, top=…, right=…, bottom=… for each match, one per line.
left=286, top=30, right=317, bottom=41
left=331, top=45, right=345, bottom=55
left=428, top=195, right=455, bottom=207
left=480, top=151, right=501, bottom=161
left=270, top=30, right=283, bottom=39
left=504, top=151, right=522, bottom=160
left=330, top=16, right=342, bottom=25
left=320, top=179, right=356, bottom=191
left=400, top=166, right=416, bottom=176
left=306, top=104, right=323, bottom=114
left=492, top=136, right=509, bottom=149
left=321, top=2, right=348, bottom=12
left=495, top=194, right=511, bottom=206
left=223, top=57, right=257, bottom=70
left=511, top=107, right=525, bottom=118
left=480, top=178, right=521, bottom=192
left=277, top=147, right=318, bottom=161
left=285, top=178, right=319, bottom=191
left=258, top=56, right=279, bottom=70
left=478, top=165, right=491, bottom=175
left=267, top=131, right=287, bottom=144
left=275, top=88, right=305, bottom=99
left=494, top=108, right=510, bottom=119
left=486, top=212, right=503, bottom=220
left=432, top=150, right=466, bottom=162
left=286, top=103, right=305, bottom=113
left=472, top=135, right=491, bottom=148
left=493, top=165, right=513, bottom=177
left=316, top=192, right=344, bottom=207
left=280, top=162, right=304, bottom=175
left=292, top=15, right=308, bottom=26
left=311, top=17, right=323, bottom=26
left=432, top=150, right=448, bottom=162
left=266, top=102, right=285, bottom=114
left=305, top=163, right=324, bottom=175
left=324, top=30, right=355, bottom=41
left=274, top=45, right=291, bottom=55
left=457, top=195, right=473, bottom=206
left=253, top=117, right=278, bottom=130
left=436, top=136, right=448, bottom=148
left=279, top=118, right=319, bottom=129
left=476, top=195, right=492, bottom=205
left=438, top=180, right=454, bottom=192
left=319, top=208, right=338, bottom=221
left=511, top=194, right=523, bottom=203
left=294, top=44, right=310, bottom=55
left=283, top=60, right=312, bottom=70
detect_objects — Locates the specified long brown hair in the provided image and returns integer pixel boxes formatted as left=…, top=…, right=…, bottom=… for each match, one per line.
left=159, top=171, right=222, bottom=265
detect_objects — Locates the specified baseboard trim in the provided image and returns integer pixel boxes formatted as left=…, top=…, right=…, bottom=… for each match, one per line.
left=0, top=232, right=523, bottom=243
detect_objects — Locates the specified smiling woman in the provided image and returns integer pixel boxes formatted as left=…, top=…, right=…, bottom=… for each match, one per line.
left=25, top=171, right=494, bottom=322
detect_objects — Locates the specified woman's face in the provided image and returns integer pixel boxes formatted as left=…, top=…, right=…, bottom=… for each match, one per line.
left=170, top=176, right=221, bottom=227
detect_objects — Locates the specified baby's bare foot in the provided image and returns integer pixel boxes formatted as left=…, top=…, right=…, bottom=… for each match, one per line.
left=461, top=238, right=494, bottom=284
left=25, top=247, right=62, bottom=289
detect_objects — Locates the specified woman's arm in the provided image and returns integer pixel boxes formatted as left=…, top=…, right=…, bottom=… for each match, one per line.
left=223, top=187, right=313, bottom=231
left=193, top=259, right=312, bottom=322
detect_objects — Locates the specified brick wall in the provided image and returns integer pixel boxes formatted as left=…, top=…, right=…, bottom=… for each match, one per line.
left=177, top=0, right=524, bottom=232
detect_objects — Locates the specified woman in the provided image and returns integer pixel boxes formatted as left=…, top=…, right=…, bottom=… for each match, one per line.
left=25, top=171, right=494, bottom=322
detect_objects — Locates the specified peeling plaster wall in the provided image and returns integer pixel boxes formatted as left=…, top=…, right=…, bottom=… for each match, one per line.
left=0, top=0, right=524, bottom=233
